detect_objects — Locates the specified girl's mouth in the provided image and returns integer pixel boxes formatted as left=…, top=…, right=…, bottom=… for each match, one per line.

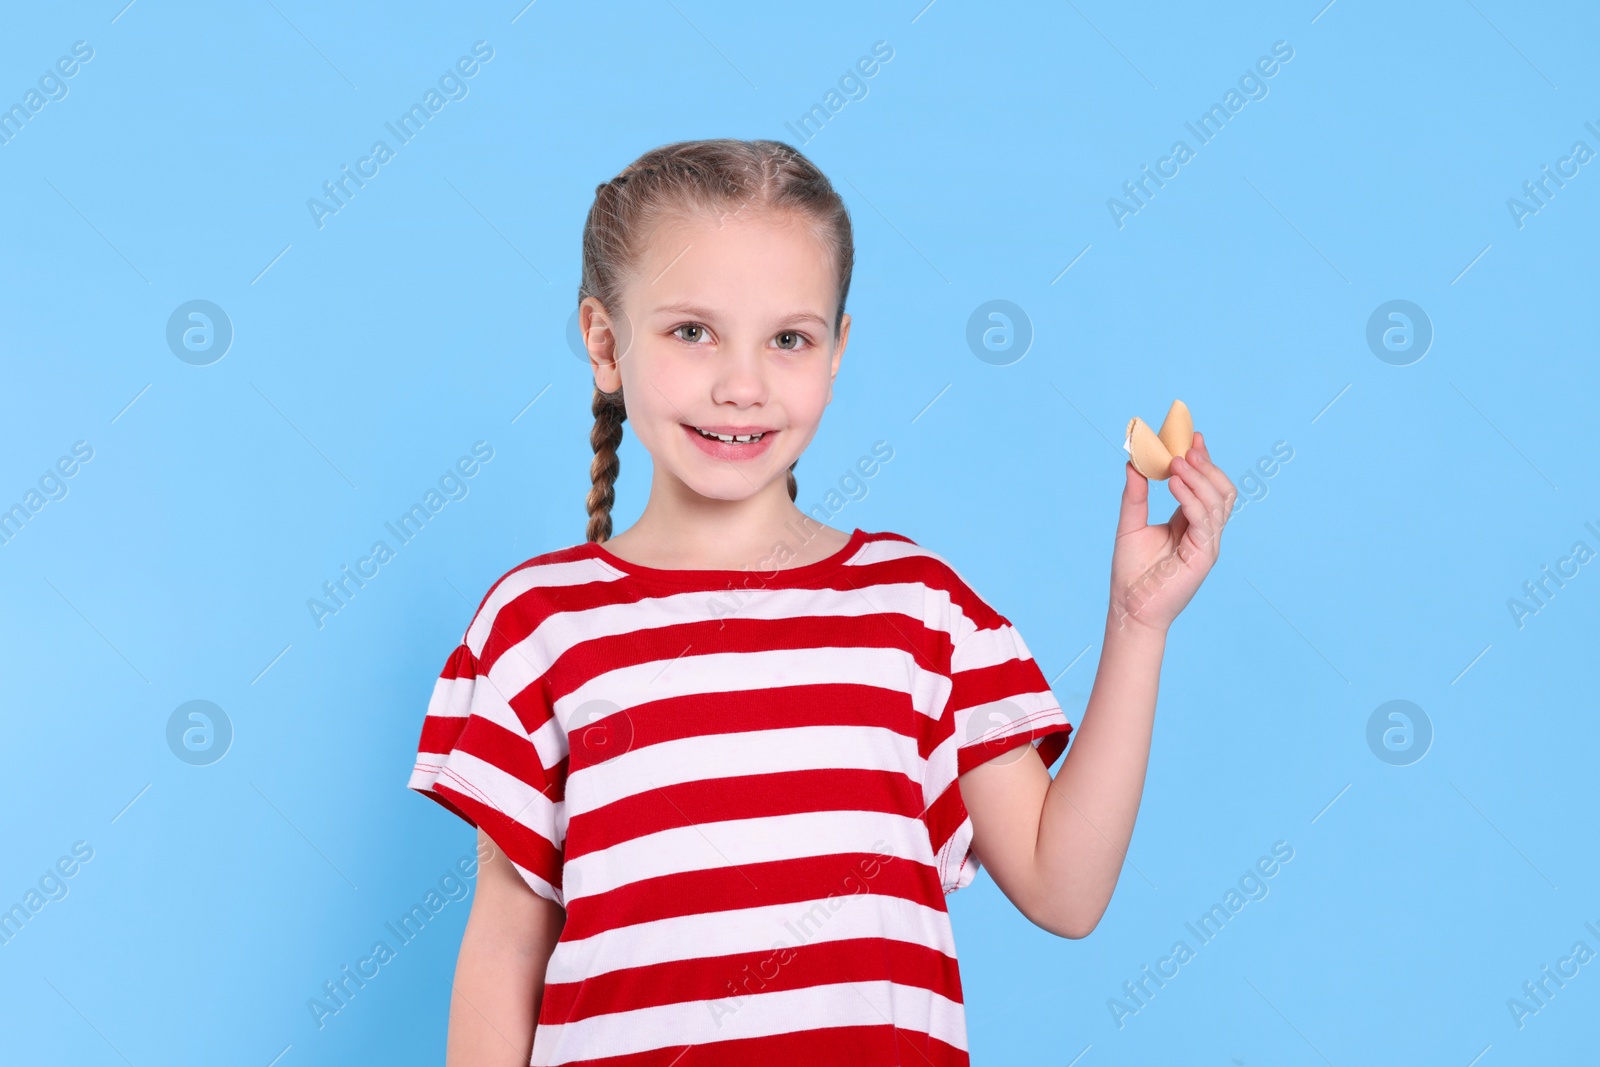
left=682, top=424, right=777, bottom=461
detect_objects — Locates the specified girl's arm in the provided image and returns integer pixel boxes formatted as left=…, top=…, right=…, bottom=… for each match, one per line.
left=961, top=618, right=1164, bottom=938
left=962, top=433, right=1233, bottom=938
left=447, top=829, right=565, bottom=1065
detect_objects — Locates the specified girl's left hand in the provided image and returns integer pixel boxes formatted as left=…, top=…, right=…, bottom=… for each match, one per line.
left=1109, top=430, right=1236, bottom=636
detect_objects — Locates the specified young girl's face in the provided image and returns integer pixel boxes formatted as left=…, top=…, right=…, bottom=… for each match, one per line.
left=585, top=207, right=849, bottom=505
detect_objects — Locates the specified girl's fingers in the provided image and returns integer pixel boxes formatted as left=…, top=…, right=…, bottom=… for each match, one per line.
left=1117, top=461, right=1151, bottom=538
left=1167, top=472, right=1222, bottom=566
left=1167, top=500, right=1189, bottom=544
left=1165, top=462, right=1215, bottom=543
left=1170, top=455, right=1223, bottom=535
left=1189, top=432, right=1239, bottom=510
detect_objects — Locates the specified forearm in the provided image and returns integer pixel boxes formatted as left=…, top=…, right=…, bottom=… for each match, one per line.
left=1031, top=610, right=1166, bottom=937
left=446, top=902, right=554, bottom=1065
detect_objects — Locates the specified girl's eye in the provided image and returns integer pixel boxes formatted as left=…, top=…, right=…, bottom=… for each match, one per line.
left=774, top=331, right=810, bottom=351
left=674, top=324, right=709, bottom=344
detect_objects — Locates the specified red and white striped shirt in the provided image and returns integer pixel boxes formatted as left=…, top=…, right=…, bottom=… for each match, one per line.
left=408, top=527, right=1073, bottom=1065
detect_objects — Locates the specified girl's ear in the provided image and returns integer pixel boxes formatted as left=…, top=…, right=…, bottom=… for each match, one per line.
left=581, top=297, right=622, bottom=392
left=828, top=311, right=850, bottom=403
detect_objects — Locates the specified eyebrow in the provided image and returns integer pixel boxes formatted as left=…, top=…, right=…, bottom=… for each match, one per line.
left=652, top=303, right=830, bottom=330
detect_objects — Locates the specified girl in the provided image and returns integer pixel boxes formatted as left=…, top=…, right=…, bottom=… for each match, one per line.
left=409, top=138, right=1234, bottom=1066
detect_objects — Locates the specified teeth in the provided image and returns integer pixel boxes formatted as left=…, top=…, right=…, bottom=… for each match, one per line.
left=696, top=427, right=765, bottom=443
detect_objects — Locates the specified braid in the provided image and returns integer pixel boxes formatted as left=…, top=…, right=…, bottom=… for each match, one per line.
left=586, top=386, right=627, bottom=543
left=787, top=458, right=798, bottom=502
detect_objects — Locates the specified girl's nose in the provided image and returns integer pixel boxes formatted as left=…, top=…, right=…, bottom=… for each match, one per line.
left=710, top=344, right=768, bottom=405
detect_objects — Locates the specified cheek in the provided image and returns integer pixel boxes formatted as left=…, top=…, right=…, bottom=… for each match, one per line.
left=624, top=391, right=673, bottom=449
left=624, top=359, right=706, bottom=450
left=772, top=376, right=831, bottom=452
left=787, top=371, right=833, bottom=419
left=619, top=345, right=680, bottom=413
left=804, top=377, right=833, bottom=414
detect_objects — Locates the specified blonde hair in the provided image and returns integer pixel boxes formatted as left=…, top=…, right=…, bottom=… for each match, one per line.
left=578, top=138, right=855, bottom=543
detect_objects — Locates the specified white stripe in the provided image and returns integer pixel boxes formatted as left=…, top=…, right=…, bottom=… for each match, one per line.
left=939, top=814, right=979, bottom=894
left=571, top=723, right=922, bottom=812
left=556, top=644, right=945, bottom=719
left=923, top=703, right=1069, bottom=810
left=472, top=574, right=954, bottom=700
left=565, top=809, right=931, bottom=900
left=951, top=619, right=1037, bottom=672
left=555, top=580, right=937, bottom=661
left=425, top=670, right=528, bottom=741
left=409, top=755, right=567, bottom=905
left=408, top=749, right=561, bottom=849
left=425, top=673, right=472, bottom=719
left=953, top=693, right=1066, bottom=751
left=923, top=731, right=960, bottom=814
left=947, top=617, right=1049, bottom=675
left=466, top=556, right=622, bottom=652
left=532, top=979, right=966, bottom=1062
left=547, top=884, right=956, bottom=983
left=845, top=536, right=939, bottom=568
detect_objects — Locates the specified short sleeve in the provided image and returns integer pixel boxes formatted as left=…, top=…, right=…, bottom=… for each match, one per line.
left=926, top=603, right=1074, bottom=895
left=408, top=642, right=568, bottom=907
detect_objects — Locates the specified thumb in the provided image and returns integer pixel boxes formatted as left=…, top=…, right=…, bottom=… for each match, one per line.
left=1116, top=461, right=1149, bottom=538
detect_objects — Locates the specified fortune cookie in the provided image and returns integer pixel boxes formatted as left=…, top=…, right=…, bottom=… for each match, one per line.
left=1123, top=399, right=1194, bottom=480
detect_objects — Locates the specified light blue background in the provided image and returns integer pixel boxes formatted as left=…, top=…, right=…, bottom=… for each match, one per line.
left=3, top=1, right=1597, bottom=1063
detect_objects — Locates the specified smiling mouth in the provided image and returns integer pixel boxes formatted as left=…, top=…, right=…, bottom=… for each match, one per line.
left=689, top=426, right=770, bottom=444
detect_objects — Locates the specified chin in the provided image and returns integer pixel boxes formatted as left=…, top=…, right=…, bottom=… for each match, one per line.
left=672, top=452, right=789, bottom=498
left=675, top=471, right=774, bottom=501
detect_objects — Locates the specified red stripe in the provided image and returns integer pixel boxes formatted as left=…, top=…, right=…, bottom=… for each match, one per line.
left=927, top=724, right=1075, bottom=870
left=947, top=656, right=1052, bottom=714
left=542, top=925, right=962, bottom=1022
left=410, top=779, right=561, bottom=890
left=417, top=708, right=550, bottom=795
left=570, top=680, right=921, bottom=762
left=955, top=718, right=1073, bottom=778
left=570, top=766, right=924, bottom=854
left=561, top=848, right=944, bottom=941
left=552, top=1024, right=969, bottom=1067
left=439, top=641, right=475, bottom=679
left=543, top=612, right=947, bottom=710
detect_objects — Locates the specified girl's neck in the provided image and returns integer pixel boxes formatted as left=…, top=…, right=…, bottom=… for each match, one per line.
left=599, top=513, right=851, bottom=572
